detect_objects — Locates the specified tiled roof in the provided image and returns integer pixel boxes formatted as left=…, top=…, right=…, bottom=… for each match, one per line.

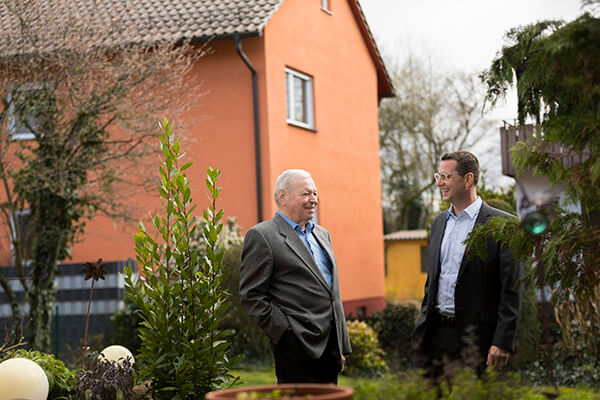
left=0, top=0, right=393, bottom=97
left=383, top=230, right=428, bottom=241
left=0, top=0, right=284, bottom=46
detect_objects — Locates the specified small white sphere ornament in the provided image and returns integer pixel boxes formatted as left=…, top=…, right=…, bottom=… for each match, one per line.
left=0, top=358, right=49, bottom=400
left=100, top=345, right=135, bottom=365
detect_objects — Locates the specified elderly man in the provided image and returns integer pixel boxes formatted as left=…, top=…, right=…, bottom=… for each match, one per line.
left=413, top=151, right=523, bottom=380
left=240, top=169, right=351, bottom=384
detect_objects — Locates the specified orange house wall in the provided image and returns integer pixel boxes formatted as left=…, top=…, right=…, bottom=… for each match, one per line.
left=261, top=0, right=386, bottom=314
left=69, top=38, right=267, bottom=262
left=5, top=0, right=385, bottom=315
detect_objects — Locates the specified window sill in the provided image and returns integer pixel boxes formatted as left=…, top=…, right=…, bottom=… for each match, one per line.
left=321, top=7, right=333, bottom=16
left=287, top=121, right=318, bottom=133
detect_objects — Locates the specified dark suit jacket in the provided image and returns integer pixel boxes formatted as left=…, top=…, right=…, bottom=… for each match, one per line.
left=413, top=201, right=523, bottom=354
left=239, top=213, right=351, bottom=359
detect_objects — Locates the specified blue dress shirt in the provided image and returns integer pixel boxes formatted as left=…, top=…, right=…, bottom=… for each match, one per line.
left=436, top=197, right=482, bottom=315
left=276, top=211, right=333, bottom=289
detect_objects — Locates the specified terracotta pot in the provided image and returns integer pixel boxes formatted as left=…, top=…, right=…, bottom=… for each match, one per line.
left=204, top=383, right=354, bottom=400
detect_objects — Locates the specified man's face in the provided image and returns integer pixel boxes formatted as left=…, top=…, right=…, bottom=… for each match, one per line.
left=436, top=159, right=467, bottom=204
left=279, top=176, right=318, bottom=227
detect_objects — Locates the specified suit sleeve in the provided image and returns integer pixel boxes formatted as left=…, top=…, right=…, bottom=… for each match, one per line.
left=239, top=228, right=289, bottom=344
left=492, top=232, right=524, bottom=352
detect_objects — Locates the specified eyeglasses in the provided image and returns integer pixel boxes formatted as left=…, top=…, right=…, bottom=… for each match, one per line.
left=434, top=172, right=459, bottom=183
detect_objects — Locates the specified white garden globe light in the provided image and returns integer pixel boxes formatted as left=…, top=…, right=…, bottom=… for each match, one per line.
left=100, top=345, right=135, bottom=365
left=0, top=358, right=49, bottom=400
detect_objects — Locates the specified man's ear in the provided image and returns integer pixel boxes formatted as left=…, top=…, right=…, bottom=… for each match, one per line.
left=278, top=189, right=286, bottom=206
left=465, top=172, right=475, bottom=188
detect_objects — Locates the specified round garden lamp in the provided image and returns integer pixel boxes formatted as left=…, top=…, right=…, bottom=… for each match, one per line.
left=522, top=209, right=549, bottom=235
left=0, top=358, right=49, bottom=400
left=100, top=345, right=135, bottom=365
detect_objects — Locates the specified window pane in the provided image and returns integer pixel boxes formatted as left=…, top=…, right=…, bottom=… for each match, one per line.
left=293, top=75, right=306, bottom=123
left=286, top=73, right=292, bottom=120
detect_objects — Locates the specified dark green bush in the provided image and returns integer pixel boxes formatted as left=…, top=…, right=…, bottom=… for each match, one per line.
left=371, top=301, right=419, bottom=370
left=344, top=320, right=387, bottom=377
left=1, top=348, right=76, bottom=400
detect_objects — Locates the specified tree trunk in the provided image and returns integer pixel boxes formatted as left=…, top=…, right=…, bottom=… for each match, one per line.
left=26, top=189, right=68, bottom=352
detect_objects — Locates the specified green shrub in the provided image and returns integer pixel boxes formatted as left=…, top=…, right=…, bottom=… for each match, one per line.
left=371, top=301, right=419, bottom=370
left=1, top=348, right=76, bottom=400
left=344, top=320, right=387, bottom=377
left=123, top=120, right=239, bottom=399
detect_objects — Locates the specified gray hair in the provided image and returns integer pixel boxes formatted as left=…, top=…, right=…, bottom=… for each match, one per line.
left=274, top=169, right=312, bottom=207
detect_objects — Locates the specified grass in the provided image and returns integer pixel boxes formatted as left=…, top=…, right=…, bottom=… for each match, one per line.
left=231, top=365, right=600, bottom=399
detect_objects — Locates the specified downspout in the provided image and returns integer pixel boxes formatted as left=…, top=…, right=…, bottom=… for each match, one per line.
left=234, top=35, right=263, bottom=222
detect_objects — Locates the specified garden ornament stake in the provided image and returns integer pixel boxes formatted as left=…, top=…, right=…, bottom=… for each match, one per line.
left=80, top=258, right=107, bottom=369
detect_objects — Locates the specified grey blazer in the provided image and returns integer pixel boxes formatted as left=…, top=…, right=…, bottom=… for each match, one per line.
left=413, top=201, right=523, bottom=354
left=239, top=213, right=351, bottom=359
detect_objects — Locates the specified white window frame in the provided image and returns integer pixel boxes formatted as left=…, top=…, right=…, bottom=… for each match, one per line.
left=321, top=0, right=332, bottom=14
left=7, top=82, right=51, bottom=141
left=285, top=68, right=315, bottom=130
left=9, top=209, right=33, bottom=263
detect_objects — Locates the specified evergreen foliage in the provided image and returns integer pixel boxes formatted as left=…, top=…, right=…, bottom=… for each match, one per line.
left=475, top=7, right=600, bottom=360
left=123, top=120, right=239, bottom=399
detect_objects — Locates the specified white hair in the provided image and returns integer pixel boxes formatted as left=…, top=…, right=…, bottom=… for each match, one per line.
left=274, top=169, right=312, bottom=207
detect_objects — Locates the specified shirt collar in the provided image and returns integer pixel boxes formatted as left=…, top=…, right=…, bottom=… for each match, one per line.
left=276, top=211, right=314, bottom=233
left=447, top=196, right=482, bottom=220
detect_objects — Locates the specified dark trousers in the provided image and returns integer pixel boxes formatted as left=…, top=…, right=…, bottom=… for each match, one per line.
left=416, top=311, right=486, bottom=382
left=273, top=326, right=342, bottom=384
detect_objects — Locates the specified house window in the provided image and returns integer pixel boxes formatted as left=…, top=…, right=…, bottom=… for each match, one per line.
left=285, top=68, right=314, bottom=130
left=7, top=83, right=53, bottom=140
left=321, top=0, right=332, bottom=14
left=10, top=209, right=33, bottom=263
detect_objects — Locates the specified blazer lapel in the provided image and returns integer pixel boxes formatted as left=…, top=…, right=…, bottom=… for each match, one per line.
left=430, top=211, right=448, bottom=283
left=312, top=227, right=337, bottom=290
left=274, top=215, right=331, bottom=291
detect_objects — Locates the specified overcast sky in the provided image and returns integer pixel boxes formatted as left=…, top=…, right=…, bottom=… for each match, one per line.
left=359, top=0, right=585, bottom=186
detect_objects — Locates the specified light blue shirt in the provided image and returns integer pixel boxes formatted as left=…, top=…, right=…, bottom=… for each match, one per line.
left=276, top=211, right=333, bottom=289
left=436, top=197, right=482, bottom=315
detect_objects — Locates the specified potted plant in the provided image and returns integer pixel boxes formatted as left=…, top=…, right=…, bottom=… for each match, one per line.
left=205, top=383, right=354, bottom=400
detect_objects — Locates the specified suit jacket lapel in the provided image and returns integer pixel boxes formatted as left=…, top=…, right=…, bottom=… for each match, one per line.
left=312, top=227, right=337, bottom=290
left=274, top=215, right=331, bottom=291
left=430, top=211, right=448, bottom=284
